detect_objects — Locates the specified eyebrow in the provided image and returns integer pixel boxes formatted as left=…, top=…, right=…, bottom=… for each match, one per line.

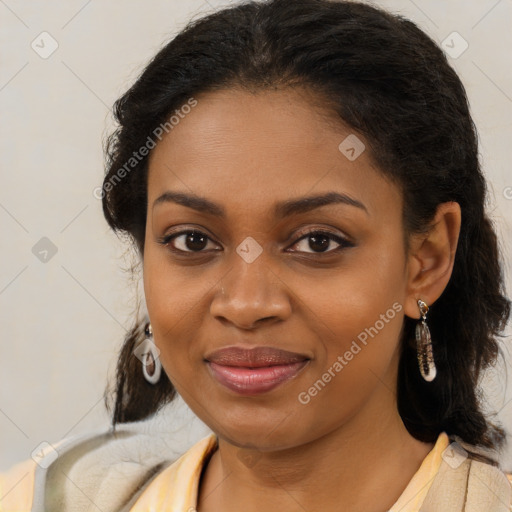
left=153, top=191, right=368, bottom=218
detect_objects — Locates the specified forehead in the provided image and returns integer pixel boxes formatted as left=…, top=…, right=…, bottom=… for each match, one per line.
left=147, top=87, right=400, bottom=220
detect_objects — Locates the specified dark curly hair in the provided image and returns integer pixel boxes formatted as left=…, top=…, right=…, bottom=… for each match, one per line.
left=101, top=0, right=511, bottom=456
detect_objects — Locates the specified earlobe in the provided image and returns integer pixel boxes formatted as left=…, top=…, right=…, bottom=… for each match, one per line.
left=404, top=201, right=461, bottom=319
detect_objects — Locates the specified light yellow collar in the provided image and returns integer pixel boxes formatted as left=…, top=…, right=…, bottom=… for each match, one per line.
left=389, top=432, right=450, bottom=511
left=129, top=432, right=218, bottom=511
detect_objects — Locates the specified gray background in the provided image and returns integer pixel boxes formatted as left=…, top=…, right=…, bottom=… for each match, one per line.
left=1, top=0, right=511, bottom=471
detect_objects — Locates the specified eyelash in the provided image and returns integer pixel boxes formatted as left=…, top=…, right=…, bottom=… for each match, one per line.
left=156, top=228, right=354, bottom=256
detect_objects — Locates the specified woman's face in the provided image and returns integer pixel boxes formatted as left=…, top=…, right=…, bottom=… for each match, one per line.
left=143, top=87, right=411, bottom=450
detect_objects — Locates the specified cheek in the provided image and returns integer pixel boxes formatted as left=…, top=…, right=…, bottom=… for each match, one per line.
left=292, top=267, right=405, bottom=432
left=144, top=237, right=200, bottom=318
left=142, top=245, right=214, bottom=373
left=302, top=233, right=404, bottom=330
left=298, top=236, right=406, bottom=381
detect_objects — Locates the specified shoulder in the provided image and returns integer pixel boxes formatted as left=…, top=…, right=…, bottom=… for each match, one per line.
left=466, top=459, right=512, bottom=511
left=0, top=406, right=213, bottom=512
left=423, top=437, right=512, bottom=511
left=457, top=438, right=512, bottom=510
left=0, top=458, right=38, bottom=512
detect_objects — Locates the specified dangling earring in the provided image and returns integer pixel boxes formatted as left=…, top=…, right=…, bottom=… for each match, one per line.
left=416, top=299, right=437, bottom=382
left=138, top=322, right=162, bottom=385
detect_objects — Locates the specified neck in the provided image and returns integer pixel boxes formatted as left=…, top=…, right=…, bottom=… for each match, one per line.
left=197, top=385, right=435, bottom=512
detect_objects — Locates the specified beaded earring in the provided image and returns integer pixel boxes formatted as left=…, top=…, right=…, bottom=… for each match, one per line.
left=416, top=299, right=437, bottom=382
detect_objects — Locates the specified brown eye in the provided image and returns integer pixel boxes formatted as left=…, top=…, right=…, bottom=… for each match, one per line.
left=158, top=230, right=219, bottom=253
left=289, top=230, right=353, bottom=254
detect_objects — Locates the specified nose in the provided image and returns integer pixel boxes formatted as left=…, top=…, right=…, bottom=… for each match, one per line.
left=210, top=254, right=292, bottom=330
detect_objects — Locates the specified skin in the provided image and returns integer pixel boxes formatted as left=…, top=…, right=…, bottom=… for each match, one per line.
left=143, top=86, right=461, bottom=512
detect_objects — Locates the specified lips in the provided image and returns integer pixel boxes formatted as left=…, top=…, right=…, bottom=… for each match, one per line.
left=205, top=346, right=308, bottom=367
left=205, top=346, right=310, bottom=395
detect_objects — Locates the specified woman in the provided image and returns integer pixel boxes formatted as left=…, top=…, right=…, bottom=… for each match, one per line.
left=1, top=0, right=511, bottom=510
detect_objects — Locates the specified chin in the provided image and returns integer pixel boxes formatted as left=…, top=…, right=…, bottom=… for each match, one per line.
left=208, top=411, right=312, bottom=452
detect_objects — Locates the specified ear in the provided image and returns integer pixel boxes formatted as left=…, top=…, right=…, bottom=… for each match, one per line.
left=404, top=201, right=461, bottom=319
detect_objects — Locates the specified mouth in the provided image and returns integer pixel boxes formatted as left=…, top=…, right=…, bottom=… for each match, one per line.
left=204, top=346, right=310, bottom=396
